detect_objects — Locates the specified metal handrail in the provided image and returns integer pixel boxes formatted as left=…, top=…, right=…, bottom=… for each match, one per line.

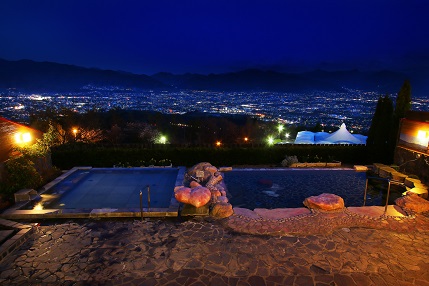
left=363, top=176, right=404, bottom=213
left=139, top=184, right=151, bottom=221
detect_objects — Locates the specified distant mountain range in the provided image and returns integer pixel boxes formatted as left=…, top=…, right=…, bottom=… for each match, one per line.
left=1, top=58, right=428, bottom=95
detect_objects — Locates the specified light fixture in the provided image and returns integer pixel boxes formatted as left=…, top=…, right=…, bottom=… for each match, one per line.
left=14, top=132, right=32, bottom=144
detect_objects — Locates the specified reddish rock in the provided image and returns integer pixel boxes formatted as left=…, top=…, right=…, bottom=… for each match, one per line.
left=211, top=189, right=221, bottom=197
left=188, top=186, right=211, bottom=208
left=303, top=193, right=345, bottom=211
left=210, top=202, right=233, bottom=218
left=190, top=181, right=201, bottom=188
left=395, top=192, right=429, bottom=214
left=186, top=162, right=215, bottom=185
left=174, top=187, right=192, bottom=204
left=217, top=196, right=229, bottom=203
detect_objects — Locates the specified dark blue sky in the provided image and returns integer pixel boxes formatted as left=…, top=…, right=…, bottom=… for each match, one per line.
left=1, top=0, right=428, bottom=75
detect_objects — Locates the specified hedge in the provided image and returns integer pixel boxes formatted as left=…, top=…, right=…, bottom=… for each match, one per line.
left=51, top=143, right=388, bottom=169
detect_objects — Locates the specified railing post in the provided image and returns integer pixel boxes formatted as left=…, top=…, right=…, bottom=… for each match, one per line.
left=147, top=185, right=151, bottom=212
left=139, top=190, right=143, bottom=221
left=363, top=178, right=369, bottom=206
left=384, top=180, right=391, bottom=214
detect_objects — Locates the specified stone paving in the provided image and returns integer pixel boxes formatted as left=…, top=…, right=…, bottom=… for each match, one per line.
left=0, top=211, right=429, bottom=285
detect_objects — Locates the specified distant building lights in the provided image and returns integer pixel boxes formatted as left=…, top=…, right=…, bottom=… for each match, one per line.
left=14, top=132, right=32, bottom=144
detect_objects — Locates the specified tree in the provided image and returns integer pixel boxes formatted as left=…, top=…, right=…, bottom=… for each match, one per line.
left=394, top=80, right=412, bottom=121
left=367, top=95, right=394, bottom=146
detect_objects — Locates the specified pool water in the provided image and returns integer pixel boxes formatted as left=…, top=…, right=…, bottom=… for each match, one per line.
left=38, top=168, right=179, bottom=209
left=223, top=169, right=404, bottom=210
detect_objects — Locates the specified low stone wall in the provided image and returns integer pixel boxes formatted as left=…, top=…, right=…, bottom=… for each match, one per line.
left=372, top=163, right=428, bottom=199
left=290, top=162, right=341, bottom=168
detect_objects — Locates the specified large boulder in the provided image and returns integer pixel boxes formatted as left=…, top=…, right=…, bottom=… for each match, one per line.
left=210, top=202, right=233, bottom=218
left=188, top=186, right=212, bottom=208
left=185, top=162, right=217, bottom=186
left=303, top=193, right=345, bottom=211
left=395, top=192, right=429, bottom=214
left=174, top=186, right=211, bottom=208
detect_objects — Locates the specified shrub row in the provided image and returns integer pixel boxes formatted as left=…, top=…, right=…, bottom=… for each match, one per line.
left=51, top=144, right=388, bottom=169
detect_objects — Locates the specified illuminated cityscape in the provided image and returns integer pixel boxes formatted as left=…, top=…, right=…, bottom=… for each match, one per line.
left=1, top=86, right=428, bottom=133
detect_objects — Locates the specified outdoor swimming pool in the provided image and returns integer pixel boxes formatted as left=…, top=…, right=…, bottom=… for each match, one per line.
left=223, top=169, right=403, bottom=210
left=21, top=167, right=184, bottom=216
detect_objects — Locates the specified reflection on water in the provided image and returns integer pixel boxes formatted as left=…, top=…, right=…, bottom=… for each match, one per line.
left=223, top=169, right=404, bottom=210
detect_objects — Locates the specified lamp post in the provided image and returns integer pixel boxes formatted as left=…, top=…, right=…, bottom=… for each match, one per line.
left=72, top=128, right=78, bottom=141
left=277, top=124, right=284, bottom=140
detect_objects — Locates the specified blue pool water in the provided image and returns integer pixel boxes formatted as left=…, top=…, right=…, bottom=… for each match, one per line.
left=39, top=168, right=179, bottom=209
left=223, top=169, right=403, bottom=210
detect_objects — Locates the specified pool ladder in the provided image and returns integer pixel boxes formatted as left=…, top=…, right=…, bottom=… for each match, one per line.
left=139, top=185, right=151, bottom=220
left=363, top=176, right=404, bottom=213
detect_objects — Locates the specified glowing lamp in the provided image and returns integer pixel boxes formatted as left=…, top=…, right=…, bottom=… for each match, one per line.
left=14, top=132, right=32, bottom=144
left=159, top=136, right=167, bottom=144
left=33, top=203, right=44, bottom=211
left=267, top=136, right=274, bottom=145
left=244, top=137, right=248, bottom=142
left=216, top=141, right=221, bottom=147
left=417, top=130, right=429, bottom=145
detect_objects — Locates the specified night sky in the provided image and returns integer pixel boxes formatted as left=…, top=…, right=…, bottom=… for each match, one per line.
left=1, top=0, right=428, bottom=75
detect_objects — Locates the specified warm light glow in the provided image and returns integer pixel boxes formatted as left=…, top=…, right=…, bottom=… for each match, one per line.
left=14, top=132, right=32, bottom=144
left=216, top=141, right=221, bottom=147
left=244, top=137, right=248, bottom=142
left=417, top=130, right=429, bottom=145
left=159, top=135, right=167, bottom=144
left=72, top=128, right=78, bottom=135
left=267, top=136, right=274, bottom=145
left=33, top=203, right=43, bottom=211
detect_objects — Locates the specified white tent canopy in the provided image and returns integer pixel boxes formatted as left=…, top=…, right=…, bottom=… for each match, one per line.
left=294, top=123, right=367, bottom=145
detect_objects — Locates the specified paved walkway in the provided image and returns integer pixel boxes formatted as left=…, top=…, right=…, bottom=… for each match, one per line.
left=1, top=210, right=429, bottom=285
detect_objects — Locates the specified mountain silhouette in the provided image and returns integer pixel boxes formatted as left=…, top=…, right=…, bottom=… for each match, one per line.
left=1, top=58, right=426, bottom=94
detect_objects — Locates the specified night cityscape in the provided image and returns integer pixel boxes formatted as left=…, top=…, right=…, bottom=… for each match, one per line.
left=1, top=1, right=429, bottom=285
left=2, top=87, right=429, bottom=134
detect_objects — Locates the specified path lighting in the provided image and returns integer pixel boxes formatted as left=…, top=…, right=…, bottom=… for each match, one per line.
left=277, top=124, right=284, bottom=139
left=72, top=128, right=78, bottom=140
left=159, top=135, right=167, bottom=144
left=267, top=136, right=274, bottom=145
left=285, top=133, right=290, bottom=139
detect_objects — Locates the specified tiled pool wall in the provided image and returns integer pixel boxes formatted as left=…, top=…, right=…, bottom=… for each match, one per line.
left=1, top=166, right=186, bottom=219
